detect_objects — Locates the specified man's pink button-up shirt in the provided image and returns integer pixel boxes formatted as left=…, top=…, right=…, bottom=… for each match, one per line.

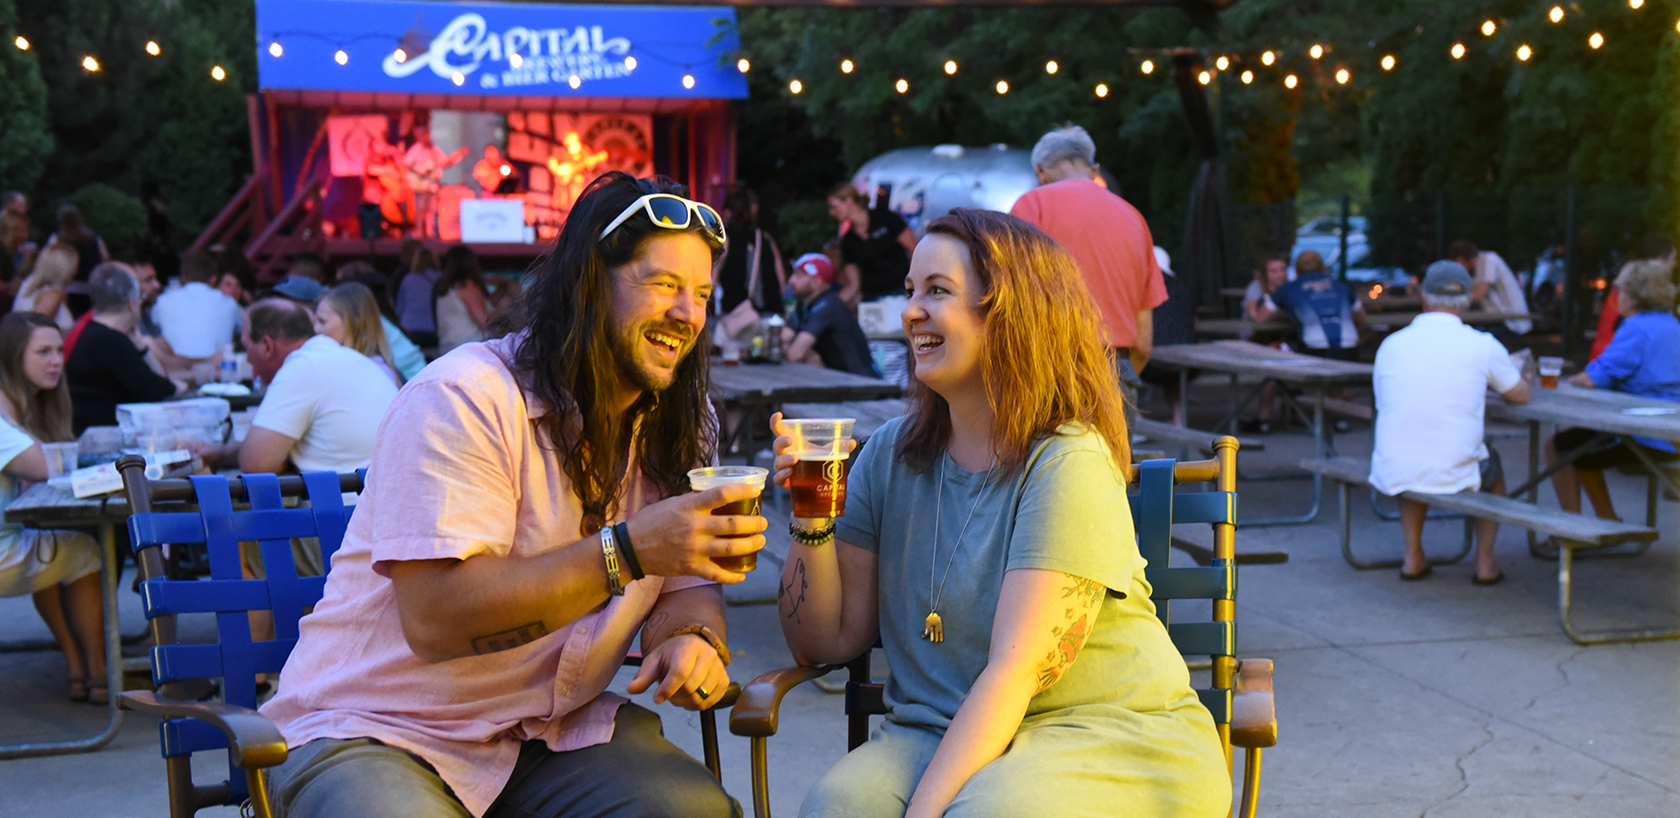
left=261, top=337, right=707, bottom=817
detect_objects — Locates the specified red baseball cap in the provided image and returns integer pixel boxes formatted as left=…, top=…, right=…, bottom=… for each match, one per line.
left=792, top=253, right=834, bottom=284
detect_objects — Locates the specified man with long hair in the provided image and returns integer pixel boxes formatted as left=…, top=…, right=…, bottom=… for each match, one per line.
left=260, top=172, right=758, bottom=818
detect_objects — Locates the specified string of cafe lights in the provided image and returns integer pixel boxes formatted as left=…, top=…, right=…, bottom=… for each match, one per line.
left=769, top=0, right=1672, bottom=98
left=7, top=0, right=1670, bottom=95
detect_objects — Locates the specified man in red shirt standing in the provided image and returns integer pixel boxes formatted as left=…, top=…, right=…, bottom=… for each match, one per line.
left=1010, top=125, right=1167, bottom=425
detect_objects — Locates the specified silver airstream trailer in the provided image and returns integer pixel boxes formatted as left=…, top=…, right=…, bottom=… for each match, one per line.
left=851, top=144, right=1037, bottom=233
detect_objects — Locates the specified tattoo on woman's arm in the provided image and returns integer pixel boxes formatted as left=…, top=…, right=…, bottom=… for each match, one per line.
left=779, top=558, right=808, bottom=623
left=470, top=621, right=549, bottom=655
left=1034, top=577, right=1104, bottom=693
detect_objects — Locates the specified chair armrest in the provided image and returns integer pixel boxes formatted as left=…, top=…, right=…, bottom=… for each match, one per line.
left=119, top=690, right=289, bottom=769
left=1230, top=658, right=1277, bottom=749
left=729, top=665, right=843, bottom=737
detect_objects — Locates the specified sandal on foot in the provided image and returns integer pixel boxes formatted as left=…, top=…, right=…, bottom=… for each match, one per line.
left=67, top=675, right=89, bottom=703
left=87, top=679, right=109, bottom=706
left=1529, top=536, right=1561, bottom=560
left=1400, top=565, right=1433, bottom=581
left=1472, top=570, right=1506, bottom=586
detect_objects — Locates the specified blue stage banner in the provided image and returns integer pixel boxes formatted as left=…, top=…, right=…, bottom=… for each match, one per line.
left=256, top=0, right=747, bottom=99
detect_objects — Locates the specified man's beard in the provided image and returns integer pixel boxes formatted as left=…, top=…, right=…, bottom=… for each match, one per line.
left=609, top=317, right=694, bottom=394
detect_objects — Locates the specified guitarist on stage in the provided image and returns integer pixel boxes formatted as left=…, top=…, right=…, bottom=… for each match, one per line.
left=403, top=124, right=470, bottom=238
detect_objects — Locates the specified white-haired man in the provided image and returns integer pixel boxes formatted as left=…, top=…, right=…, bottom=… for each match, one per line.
left=1370, top=260, right=1531, bottom=584
left=1010, top=125, right=1165, bottom=423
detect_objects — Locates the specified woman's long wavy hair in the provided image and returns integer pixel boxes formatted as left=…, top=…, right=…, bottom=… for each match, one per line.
left=895, top=208, right=1130, bottom=475
left=320, top=283, right=400, bottom=384
left=0, top=312, right=71, bottom=442
left=505, top=172, right=722, bottom=534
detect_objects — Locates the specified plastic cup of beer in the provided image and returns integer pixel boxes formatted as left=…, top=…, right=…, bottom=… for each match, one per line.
left=688, top=466, right=768, bottom=573
left=42, top=442, right=77, bottom=487
left=1538, top=356, right=1564, bottom=389
left=783, top=419, right=856, bottom=518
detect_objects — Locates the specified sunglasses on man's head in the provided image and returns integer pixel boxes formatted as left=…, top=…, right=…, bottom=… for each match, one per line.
left=600, top=193, right=726, bottom=244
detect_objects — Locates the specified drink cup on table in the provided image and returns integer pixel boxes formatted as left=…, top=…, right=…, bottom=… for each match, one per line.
left=42, top=442, right=77, bottom=486
left=688, top=466, right=768, bottom=573
left=1538, top=356, right=1564, bottom=389
left=783, top=419, right=856, bottom=518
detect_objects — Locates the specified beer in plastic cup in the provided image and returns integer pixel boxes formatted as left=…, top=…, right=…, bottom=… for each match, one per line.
left=782, top=419, right=856, bottom=518
left=687, top=466, right=768, bottom=573
left=1538, top=356, right=1564, bottom=389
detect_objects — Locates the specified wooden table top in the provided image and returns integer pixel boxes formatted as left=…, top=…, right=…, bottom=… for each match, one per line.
left=1196, top=310, right=1537, bottom=339
left=1150, top=340, right=1373, bottom=386
left=181, top=385, right=266, bottom=410
left=1361, top=311, right=1537, bottom=329
left=5, top=482, right=129, bottom=527
left=1489, top=385, right=1680, bottom=441
left=709, top=362, right=902, bottom=404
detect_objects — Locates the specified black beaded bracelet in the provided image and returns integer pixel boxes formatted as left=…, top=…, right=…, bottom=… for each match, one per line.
left=612, top=522, right=646, bottom=580
left=789, top=520, right=837, bottom=547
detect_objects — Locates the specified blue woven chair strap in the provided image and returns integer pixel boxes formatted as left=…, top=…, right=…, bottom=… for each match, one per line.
left=1146, top=563, right=1236, bottom=601
left=1168, top=621, right=1235, bottom=657
left=1196, top=687, right=1233, bottom=724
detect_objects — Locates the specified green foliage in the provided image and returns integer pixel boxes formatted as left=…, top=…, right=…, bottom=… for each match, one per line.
left=63, top=182, right=145, bottom=253
left=0, top=0, right=53, bottom=196
left=15, top=0, right=251, bottom=244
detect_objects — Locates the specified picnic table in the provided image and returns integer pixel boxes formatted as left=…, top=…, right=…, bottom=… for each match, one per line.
left=1489, top=384, right=1680, bottom=520
left=710, top=363, right=902, bottom=456
left=182, top=384, right=266, bottom=410
left=1195, top=311, right=1537, bottom=339
left=1149, top=340, right=1373, bottom=525
left=0, top=482, right=132, bottom=759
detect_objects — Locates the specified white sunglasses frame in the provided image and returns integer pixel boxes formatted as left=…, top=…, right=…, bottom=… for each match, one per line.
left=598, top=193, right=727, bottom=244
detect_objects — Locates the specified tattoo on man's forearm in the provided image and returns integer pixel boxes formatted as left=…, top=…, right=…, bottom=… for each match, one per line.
left=644, top=611, right=671, bottom=644
left=1034, top=577, right=1103, bottom=692
left=779, top=558, right=808, bottom=623
left=470, top=621, right=550, bottom=655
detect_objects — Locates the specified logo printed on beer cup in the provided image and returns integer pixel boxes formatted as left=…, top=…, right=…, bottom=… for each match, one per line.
left=823, top=458, right=843, bottom=483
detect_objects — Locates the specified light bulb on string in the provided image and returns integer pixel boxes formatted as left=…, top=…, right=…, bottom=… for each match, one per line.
left=1590, top=32, right=1604, bottom=49
left=682, top=74, right=695, bottom=89
left=452, top=71, right=465, bottom=86
left=1140, top=59, right=1154, bottom=74
left=624, top=56, right=637, bottom=70
left=996, top=80, right=1009, bottom=94
left=1284, top=74, right=1298, bottom=89
left=335, top=49, right=349, bottom=65
left=1095, top=83, right=1108, bottom=97
left=510, top=52, right=523, bottom=68
left=840, top=59, right=854, bottom=74
left=944, top=60, right=957, bottom=75
left=1309, top=44, right=1324, bottom=59
left=1261, top=50, right=1275, bottom=66
left=1482, top=20, right=1496, bottom=37
left=1382, top=54, right=1396, bottom=70
left=146, top=41, right=161, bottom=56
left=1451, top=43, right=1466, bottom=59
left=736, top=58, right=750, bottom=73
left=211, top=65, right=225, bottom=81
left=789, top=78, right=803, bottom=94
left=1335, top=68, right=1349, bottom=84
left=895, top=78, right=908, bottom=93
left=1516, top=44, right=1532, bottom=61
left=1197, top=70, right=1210, bottom=85
left=268, top=42, right=283, bottom=58
left=1045, top=60, right=1057, bottom=74
left=393, top=49, right=406, bottom=64
left=1549, top=6, right=1564, bottom=23
left=1240, top=70, right=1253, bottom=84
left=82, top=56, right=99, bottom=72
left=570, top=74, right=582, bottom=89
left=1215, top=55, right=1229, bottom=71
left=14, top=36, right=28, bottom=51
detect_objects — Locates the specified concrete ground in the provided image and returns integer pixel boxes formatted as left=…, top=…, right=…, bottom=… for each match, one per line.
left=1, top=375, right=1676, bottom=817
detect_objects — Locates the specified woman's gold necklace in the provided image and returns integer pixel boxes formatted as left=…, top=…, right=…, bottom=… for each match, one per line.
left=923, top=455, right=995, bottom=643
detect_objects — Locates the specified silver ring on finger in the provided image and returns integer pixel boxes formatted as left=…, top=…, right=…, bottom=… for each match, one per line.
left=696, top=686, right=711, bottom=699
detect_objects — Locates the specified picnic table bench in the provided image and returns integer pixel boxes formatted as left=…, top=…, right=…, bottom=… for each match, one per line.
left=1131, top=417, right=1264, bottom=456
left=1300, top=455, right=1665, bottom=644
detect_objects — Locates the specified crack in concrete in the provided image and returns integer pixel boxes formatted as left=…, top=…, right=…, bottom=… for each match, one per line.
left=1419, top=721, right=1496, bottom=818
left=1520, top=646, right=1587, bottom=712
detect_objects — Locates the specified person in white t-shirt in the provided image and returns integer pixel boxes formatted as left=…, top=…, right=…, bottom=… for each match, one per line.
left=1448, top=239, right=1532, bottom=336
left=150, top=251, right=244, bottom=360
left=206, top=299, right=398, bottom=577
left=1370, top=260, right=1531, bottom=584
